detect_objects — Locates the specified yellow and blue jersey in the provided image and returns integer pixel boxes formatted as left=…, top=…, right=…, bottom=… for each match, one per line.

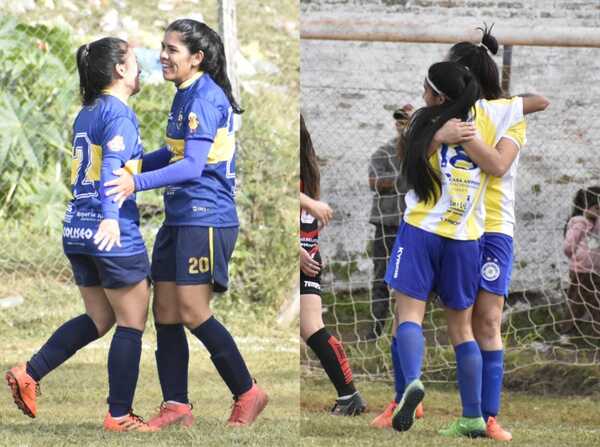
left=484, top=99, right=527, bottom=236
left=63, top=93, right=146, bottom=256
left=403, top=97, right=525, bottom=240
left=163, top=72, right=238, bottom=227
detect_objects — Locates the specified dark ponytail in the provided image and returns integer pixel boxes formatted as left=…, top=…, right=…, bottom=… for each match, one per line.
left=300, top=115, right=320, bottom=200
left=402, top=61, right=480, bottom=204
left=447, top=23, right=503, bottom=100
left=166, top=19, right=243, bottom=114
left=76, top=37, right=128, bottom=106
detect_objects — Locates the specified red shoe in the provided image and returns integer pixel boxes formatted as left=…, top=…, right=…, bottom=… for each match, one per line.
left=486, top=416, right=512, bottom=441
left=227, top=383, right=269, bottom=427
left=416, top=401, right=424, bottom=419
left=103, top=411, right=160, bottom=432
left=147, top=402, right=195, bottom=429
left=5, top=364, right=40, bottom=418
left=370, top=401, right=397, bottom=428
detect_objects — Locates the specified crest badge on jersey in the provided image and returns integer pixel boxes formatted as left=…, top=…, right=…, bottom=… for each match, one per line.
left=188, top=112, right=199, bottom=133
left=107, top=135, right=125, bottom=152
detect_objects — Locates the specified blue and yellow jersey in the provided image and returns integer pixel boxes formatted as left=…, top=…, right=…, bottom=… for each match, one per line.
left=163, top=72, right=238, bottom=227
left=404, top=97, right=525, bottom=240
left=63, top=93, right=146, bottom=256
left=484, top=99, right=527, bottom=237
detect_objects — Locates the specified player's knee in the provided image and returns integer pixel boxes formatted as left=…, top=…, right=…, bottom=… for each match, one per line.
left=92, top=315, right=115, bottom=337
left=473, top=312, right=501, bottom=342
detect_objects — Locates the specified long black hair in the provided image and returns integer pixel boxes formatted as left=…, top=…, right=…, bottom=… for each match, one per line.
left=402, top=61, right=480, bottom=203
left=564, top=186, right=600, bottom=235
left=76, top=37, right=128, bottom=106
left=447, top=23, right=503, bottom=100
left=300, top=115, right=320, bottom=200
left=166, top=19, right=243, bottom=114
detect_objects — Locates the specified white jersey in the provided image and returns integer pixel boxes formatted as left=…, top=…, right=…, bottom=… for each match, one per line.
left=404, top=97, right=525, bottom=240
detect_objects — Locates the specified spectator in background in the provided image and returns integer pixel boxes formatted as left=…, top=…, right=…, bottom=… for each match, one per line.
left=367, top=105, right=412, bottom=338
left=563, top=186, right=600, bottom=334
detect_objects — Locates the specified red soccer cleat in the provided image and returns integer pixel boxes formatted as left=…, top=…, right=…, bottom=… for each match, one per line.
left=104, top=411, right=160, bottom=432
left=147, top=402, right=195, bottom=429
left=486, top=416, right=513, bottom=441
left=227, top=383, right=269, bottom=427
left=370, top=401, right=397, bottom=428
left=416, top=401, right=425, bottom=419
left=5, top=364, right=40, bottom=418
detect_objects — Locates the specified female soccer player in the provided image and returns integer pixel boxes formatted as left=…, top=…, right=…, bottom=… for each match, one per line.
left=386, top=61, right=526, bottom=438
left=300, top=115, right=366, bottom=416
left=104, top=19, right=267, bottom=428
left=5, top=38, right=158, bottom=432
left=446, top=25, right=549, bottom=441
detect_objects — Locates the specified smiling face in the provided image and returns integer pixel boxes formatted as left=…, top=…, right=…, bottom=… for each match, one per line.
left=160, top=31, right=203, bottom=86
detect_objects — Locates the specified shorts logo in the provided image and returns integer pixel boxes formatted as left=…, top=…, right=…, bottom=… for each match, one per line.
left=481, top=259, right=501, bottom=282
left=393, top=246, right=404, bottom=279
left=107, top=135, right=125, bottom=152
left=63, top=226, right=93, bottom=240
left=303, top=280, right=320, bottom=290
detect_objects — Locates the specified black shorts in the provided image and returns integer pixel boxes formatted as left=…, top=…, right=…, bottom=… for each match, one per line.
left=151, top=225, right=238, bottom=292
left=300, top=251, right=321, bottom=296
left=66, top=252, right=150, bottom=289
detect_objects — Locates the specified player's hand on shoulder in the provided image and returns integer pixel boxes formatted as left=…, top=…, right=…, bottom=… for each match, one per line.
left=434, top=118, right=476, bottom=145
left=94, top=219, right=121, bottom=252
left=104, top=168, right=135, bottom=207
left=300, top=247, right=320, bottom=277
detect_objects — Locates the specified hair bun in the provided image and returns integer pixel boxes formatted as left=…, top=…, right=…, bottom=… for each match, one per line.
left=479, top=23, right=499, bottom=55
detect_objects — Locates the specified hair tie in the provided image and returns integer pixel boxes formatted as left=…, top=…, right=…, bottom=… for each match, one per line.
left=425, top=75, right=446, bottom=97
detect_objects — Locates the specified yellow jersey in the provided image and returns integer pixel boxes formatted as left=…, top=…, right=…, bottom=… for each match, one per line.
left=404, top=97, right=525, bottom=240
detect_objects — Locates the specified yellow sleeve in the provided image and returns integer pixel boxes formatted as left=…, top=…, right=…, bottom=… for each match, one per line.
left=502, top=118, right=527, bottom=149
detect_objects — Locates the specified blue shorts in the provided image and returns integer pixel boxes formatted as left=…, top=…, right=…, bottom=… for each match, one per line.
left=66, top=252, right=150, bottom=289
left=151, top=225, right=238, bottom=292
left=384, top=222, right=481, bottom=310
left=479, top=232, right=513, bottom=297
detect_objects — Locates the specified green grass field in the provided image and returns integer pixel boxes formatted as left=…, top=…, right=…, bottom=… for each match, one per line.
left=301, top=376, right=600, bottom=446
left=0, top=278, right=299, bottom=446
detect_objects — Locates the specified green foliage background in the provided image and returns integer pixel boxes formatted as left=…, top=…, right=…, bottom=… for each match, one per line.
left=0, top=1, right=298, bottom=312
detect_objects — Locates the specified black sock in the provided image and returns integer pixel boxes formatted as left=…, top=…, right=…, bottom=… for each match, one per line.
left=27, top=314, right=99, bottom=382
left=155, top=323, right=189, bottom=403
left=306, top=327, right=356, bottom=397
left=107, top=326, right=143, bottom=417
left=190, top=316, right=253, bottom=397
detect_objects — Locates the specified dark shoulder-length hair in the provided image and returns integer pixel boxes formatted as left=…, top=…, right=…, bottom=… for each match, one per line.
left=300, top=115, right=320, bottom=200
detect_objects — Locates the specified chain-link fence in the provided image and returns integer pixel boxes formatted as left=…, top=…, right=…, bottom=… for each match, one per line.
left=0, top=1, right=299, bottom=311
left=301, top=34, right=600, bottom=386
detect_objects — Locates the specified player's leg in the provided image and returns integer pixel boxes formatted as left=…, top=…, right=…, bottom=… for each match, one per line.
left=5, top=255, right=112, bottom=418
left=301, top=292, right=365, bottom=416
left=103, top=277, right=158, bottom=432
left=390, top=292, right=426, bottom=432
left=176, top=226, right=267, bottom=427
left=474, top=233, right=513, bottom=441
left=148, top=225, right=193, bottom=428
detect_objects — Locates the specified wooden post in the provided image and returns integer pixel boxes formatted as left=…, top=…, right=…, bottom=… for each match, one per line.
left=502, top=44, right=513, bottom=96
left=219, top=0, right=242, bottom=129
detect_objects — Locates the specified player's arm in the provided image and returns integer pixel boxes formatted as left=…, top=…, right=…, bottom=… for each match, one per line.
left=461, top=136, right=519, bottom=177
left=563, top=217, right=587, bottom=258
left=141, top=146, right=172, bottom=172
left=516, top=93, right=550, bottom=115
left=369, top=147, right=396, bottom=192
left=300, top=192, right=333, bottom=227
left=429, top=118, right=477, bottom=156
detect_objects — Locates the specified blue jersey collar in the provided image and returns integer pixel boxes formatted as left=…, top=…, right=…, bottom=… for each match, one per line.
left=178, top=71, right=204, bottom=90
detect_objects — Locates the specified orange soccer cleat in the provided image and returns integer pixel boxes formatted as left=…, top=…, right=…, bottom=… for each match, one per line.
left=103, top=412, right=160, bottom=432
left=486, top=416, right=513, bottom=441
left=227, top=383, right=269, bottom=427
left=147, top=402, right=195, bottom=429
left=5, top=364, right=40, bottom=418
left=370, top=401, right=424, bottom=428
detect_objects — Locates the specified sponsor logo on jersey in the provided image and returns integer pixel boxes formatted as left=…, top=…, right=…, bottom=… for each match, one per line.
left=393, top=246, right=404, bottom=278
left=481, top=258, right=501, bottom=281
left=107, top=135, right=125, bottom=152
left=63, top=226, right=94, bottom=240
left=177, top=111, right=184, bottom=130
left=188, top=112, right=199, bottom=133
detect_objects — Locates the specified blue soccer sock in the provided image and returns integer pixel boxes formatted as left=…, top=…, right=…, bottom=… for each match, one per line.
left=191, top=316, right=253, bottom=397
left=108, top=326, right=143, bottom=417
left=155, top=323, right=189, bottom=404
left=454, top=341, right=483, bottom=418
left=395, top=322, right=424, bottom=385
left=390, top=336, right=406, bottom=403
left=481, top=349, right=504, bottom=421
left=26, top=314, right=99, bottom=382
